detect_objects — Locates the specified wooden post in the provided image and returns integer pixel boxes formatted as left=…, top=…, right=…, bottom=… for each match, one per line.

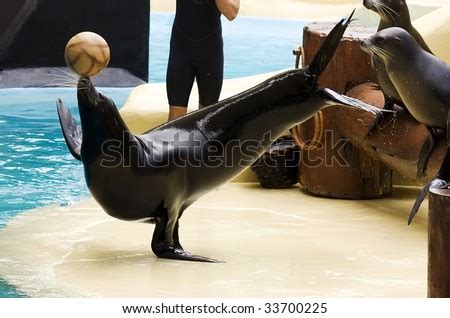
left=294, top=22, right=393, bottom=199
left=428, top=188, right=450, bottom=298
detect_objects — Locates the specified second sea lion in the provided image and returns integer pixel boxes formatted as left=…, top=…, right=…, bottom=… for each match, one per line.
left=361, top=27, right=450, bottom=224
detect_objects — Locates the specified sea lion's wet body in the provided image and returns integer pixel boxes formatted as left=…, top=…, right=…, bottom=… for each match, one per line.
left=57, top=12, right=385, bottom=262
left=363, top=0, right=437, bottom=178
left=361, top=27, right=450, bottom=224
left=74, top=70, right=328, bottom=223
left=363, top=0, right=432, bottom=107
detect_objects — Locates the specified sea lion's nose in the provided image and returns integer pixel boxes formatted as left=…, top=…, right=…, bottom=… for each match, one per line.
left=77, top=77, right=99, bottom=106
left=359, top=39, right=367, bottom=48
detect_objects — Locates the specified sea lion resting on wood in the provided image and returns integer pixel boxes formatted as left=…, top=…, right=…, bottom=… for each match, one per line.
left=363, top=0, right=435, bottom=177
left=363, top=0, right=432, bottom=108
left=361, top=27, right=450, bottom=224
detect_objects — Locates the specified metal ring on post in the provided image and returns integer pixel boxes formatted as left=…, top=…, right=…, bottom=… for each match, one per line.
left=290, top=111, right=324, bottom=150
left=291, top=45, right=324, bottom=150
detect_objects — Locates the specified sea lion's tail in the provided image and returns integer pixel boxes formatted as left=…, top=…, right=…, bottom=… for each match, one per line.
left=308, top=9, right=355, bottom=78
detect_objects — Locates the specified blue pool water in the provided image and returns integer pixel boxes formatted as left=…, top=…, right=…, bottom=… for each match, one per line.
left=0, top=88, right=131, bottom=297
left=0, top=14, right=306, bottom=297
left=0, top=88, right=132, bottom=227
left=149, top=14, right=306, bottom=82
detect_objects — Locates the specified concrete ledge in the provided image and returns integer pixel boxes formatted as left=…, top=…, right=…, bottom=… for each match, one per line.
left=0, top=184, right=428, bottom=297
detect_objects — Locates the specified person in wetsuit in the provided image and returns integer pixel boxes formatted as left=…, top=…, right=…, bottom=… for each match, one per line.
left=167, top=0, right=240, bottom=121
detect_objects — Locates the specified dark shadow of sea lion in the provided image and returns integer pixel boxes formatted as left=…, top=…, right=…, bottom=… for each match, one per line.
left=57, top=11, right=387, bottom=262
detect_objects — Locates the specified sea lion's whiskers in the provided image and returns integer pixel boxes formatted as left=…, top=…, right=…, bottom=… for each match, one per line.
left=43, top=84, right=75, bottom=89
left=375, top=46, right=394, bottom=62
left=365, top=44, right=381, bottom=57
left=367, top=46, right=386, bottom=61
left=40, top=74, right=78, bottom=85
left=366, top=44, right=392, bottom=64
left=43, top=80, right=78, bottom=88
left=380, top=4, right=399, bottom=17
left=379, top=6, right=395, bottom=22
left=45, top=68, right=79, bottom=80
left=54, top=67, right=80, bottom=79
left=47, top=79, right=78, bottom=87
left=49, top=77, right=78, bottom=86
left=374, top=50, right=391, bottom=64
left=40, top=69, right=80, bottom=88
left=376, top=3, right=396, bottom=22
left=373, top=3, right=386, bottom=17
left=41, top=73, right=75, bottom=81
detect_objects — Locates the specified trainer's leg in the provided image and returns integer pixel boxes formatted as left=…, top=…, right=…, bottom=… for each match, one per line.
left=196, top=34, right=224, bottom=109
left=166, top=30, right=196, bottom=121
left=168, top=106, right=188, bottom=121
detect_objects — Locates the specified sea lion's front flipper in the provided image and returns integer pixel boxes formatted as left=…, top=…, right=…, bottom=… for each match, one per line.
left=151, top=216, right=223, bottom=263
left=155, top=247, right=224, bottom=263
left=56, top=98, right=82, bottom=161
left=409, top=142, right=450, bottom=224
left=408, top=178, right=448, bottom=225
left=417, top=128, right=437, bottom=179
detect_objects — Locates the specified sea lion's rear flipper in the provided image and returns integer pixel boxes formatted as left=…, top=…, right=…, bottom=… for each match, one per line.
left=308, top=9, right=355, bottom=78
left=56, top=98, right=82, bottom=161
left=319, top=87, right=389, bottom=118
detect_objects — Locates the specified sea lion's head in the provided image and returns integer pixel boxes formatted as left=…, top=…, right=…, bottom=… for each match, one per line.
left=76, top=76, right=124, bottom=139
left=77, top=77, right=115, bottom=112
left=361, top=27, right=419, bottom=66
left=363, top=0, right=410, bottom=27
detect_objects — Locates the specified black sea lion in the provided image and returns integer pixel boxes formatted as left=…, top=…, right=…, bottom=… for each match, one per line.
left=361, top=27, right=450, bottom=224
left=57, top=12, right=385, bottom=262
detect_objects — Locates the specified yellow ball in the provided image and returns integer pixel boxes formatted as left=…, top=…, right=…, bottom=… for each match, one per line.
left=64, top=32, right=110, bottom=77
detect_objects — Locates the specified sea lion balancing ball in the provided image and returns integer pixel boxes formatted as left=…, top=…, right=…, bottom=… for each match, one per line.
left=65, top=32, right=110, bottom=77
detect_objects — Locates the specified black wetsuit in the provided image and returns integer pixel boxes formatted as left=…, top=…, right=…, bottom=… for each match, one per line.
left=167, top=0, right=224, bottom=107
